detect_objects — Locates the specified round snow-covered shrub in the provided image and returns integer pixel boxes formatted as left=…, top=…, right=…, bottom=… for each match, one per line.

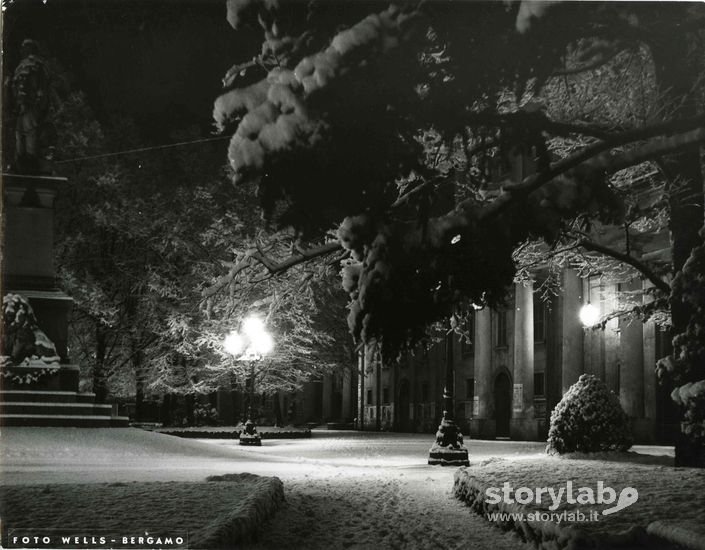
left=547, top=374, right=632, bottom=454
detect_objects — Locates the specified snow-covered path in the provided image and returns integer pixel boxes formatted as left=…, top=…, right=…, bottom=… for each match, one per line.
left=201, top=431, right=538, bottom=549
left=1, top=428, right=673, bottom=548
left=244, top=467, right=526, bottom=550
left=0, top=428, right=544, bottom=548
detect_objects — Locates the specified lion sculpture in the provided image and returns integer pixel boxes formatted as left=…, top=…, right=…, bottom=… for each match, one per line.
left=2, top=293, right=60, bottom=367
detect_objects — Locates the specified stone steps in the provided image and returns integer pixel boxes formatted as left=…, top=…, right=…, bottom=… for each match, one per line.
left=0, top=390, right=96, bottom=403
left=0, top=414, right=129, bottom=427
left=0, top=390, right=129, bottom=428
left=1, top=401, right=113, bottom=416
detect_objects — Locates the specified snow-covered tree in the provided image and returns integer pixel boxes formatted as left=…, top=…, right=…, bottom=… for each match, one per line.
left=48, top=80, right=351, bottom=416
left=213, top=1, right=705, bottom=465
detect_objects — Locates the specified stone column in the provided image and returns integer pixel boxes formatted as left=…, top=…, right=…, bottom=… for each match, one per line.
left=357, top=350, right=365, bottom=430
left=643, top=322, right=657, bottom=420
left=561, top=269, right=584, bottom=393
left=604, top=283, right=621, bottom=393
left=472, top=307, right=493, bottom=438
left=642, top=283, right=658, bottom=421
left=620, top=278, right=645, bottom=419
left=512, top=282, right=535, bottom=437
left=342, top=365, right=352, bottom=421
left=584, top=279, right=608, bottom=381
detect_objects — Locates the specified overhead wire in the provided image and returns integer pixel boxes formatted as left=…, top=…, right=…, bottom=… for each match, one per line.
left=54, top=135, right=231, bottom=164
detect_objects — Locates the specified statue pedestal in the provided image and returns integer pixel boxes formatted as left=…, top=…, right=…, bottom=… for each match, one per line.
left=3, top=173, right=73, bottom=361
left=1, top=173, right=129, bottom=427
left=3, top=174, right=64, bottom=286
left=1, top=363, right=78, bottom=392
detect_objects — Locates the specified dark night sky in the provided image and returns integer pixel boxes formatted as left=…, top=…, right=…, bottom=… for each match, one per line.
left=2, top=0, right=261, bottom=141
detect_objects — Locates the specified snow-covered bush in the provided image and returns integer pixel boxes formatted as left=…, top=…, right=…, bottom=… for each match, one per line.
left=547, top=374, right=632, bottom=454
left=193, top=403, right=220, bottom=426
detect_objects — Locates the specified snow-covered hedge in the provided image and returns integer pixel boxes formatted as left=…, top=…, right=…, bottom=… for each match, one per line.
left=154, top=427, right=311, bottom=439
left=453, top=466, right=617, bottom=549
left=547, top=374, right=632, bottom=454
left=193, top=473, right=284, bottom=548
left=453, top=464, right=689, bottom=550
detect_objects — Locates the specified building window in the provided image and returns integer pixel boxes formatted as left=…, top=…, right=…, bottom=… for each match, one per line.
left=421, top=382, right=429, bottom=402
left=655, top=324, right=672, bottom=361
left=465, top=378, right=475, bottom=400
left=491, top=153, right=513, bottom=182
left=366, top=389, right=373, bottom=405
left=382, top=387, right=390, bottom=404
left=496, top=310, right=508, bottom=347
left=534, top=296, right=547, bottom=343
left=534, top=372, right=545, bottom=397
left=373, top=349, right=386, bottom=371
left=461, top=314, right=474, bottom=357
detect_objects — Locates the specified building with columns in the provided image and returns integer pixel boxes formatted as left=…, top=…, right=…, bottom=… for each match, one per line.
left=357, top=147, right=677, bottom=443
left=358, top=272, right=678, bottom=444
left=202, top=149, right=676, bottom=440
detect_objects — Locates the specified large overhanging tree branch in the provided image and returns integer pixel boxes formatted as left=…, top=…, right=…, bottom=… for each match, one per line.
left=251, top=240, right=343, bottom=275
left=205, top=123, right=703, bottom=359
left=205, top=120, right=703, bottom=302
left=201, top=237, right=344, bottom=300
left=576, top=239, right=670, bottom=294
left=202, top=255, right=253, bottom=300
left=215, top=0, right=704, bottom=360
left=484, top=119, right=705, bottom=220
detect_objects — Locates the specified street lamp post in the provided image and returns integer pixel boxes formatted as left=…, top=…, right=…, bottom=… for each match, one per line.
left=428, top=330, right=470, bottom=466
left=224, top=315, right=273, bottom=446
left=246, top=360, right=256, bottom=422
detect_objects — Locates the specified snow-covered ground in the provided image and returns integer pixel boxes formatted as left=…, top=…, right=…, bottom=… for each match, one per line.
left=454, top=452, right=702, bottom=549
left=0, top=428, right=675, bottom=549
left=1, top=475, right=282, bottom=548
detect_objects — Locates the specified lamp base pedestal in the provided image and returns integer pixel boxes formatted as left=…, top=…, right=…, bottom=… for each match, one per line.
left=428, top=416, right=469, bottom=466
left=239, top=433, right=262, bottom=446
left=239, top=415, right=262, bottom=446
left=428, top=444, right=469, bottom=466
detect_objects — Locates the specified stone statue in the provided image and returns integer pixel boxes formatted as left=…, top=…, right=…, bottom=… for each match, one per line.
left=9, top=39, right=52, bottom=174
left=1, top=293, right=60, bottom=367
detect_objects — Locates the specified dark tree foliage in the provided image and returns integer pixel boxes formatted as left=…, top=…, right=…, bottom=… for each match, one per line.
left=216, top=0, right=703, bottom=357
left=216, top=0, right=705, bottom=464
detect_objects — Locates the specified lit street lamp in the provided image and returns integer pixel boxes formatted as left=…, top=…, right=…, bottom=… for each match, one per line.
left=223, top=315, right=274, bottom=446
left=579, top=302, right=600, bottom=327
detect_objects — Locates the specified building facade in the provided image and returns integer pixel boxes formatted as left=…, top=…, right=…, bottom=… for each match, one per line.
left=358, top=272, right=678, bottom=444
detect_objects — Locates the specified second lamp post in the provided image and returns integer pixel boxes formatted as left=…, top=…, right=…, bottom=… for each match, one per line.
left=224, top=315, right=274, bottom=446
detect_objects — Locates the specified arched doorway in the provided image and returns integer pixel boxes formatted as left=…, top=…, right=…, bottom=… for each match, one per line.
left=494, top=371, right=512, bottom=438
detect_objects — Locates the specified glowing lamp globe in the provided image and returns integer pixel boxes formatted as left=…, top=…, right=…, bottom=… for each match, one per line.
left=252, top=331, right=274, bottom=355
left=242, top=316, right=266, bottom=339
left=223, top=331, right=244, bottom=356
left=579, top=303, right=600, bottom=327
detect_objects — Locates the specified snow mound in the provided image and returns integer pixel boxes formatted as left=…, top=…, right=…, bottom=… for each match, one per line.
left=194, top=474, right=284, bottom=548
left=1, top=474, right=284, bottom=548
left=454, top=457, right=705, bottom=550
left=559, top=450, right=673, bottom=466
